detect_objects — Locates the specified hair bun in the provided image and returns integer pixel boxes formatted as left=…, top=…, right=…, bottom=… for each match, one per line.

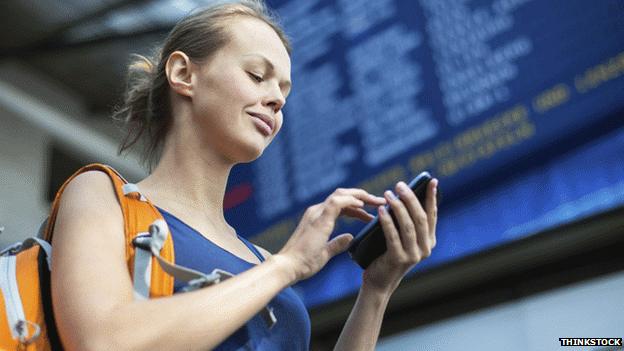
left=128, top=54, right=155, bottom=74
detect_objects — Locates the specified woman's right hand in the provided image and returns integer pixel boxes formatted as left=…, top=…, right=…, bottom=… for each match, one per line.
left=276, top=188, right=386, bottom=282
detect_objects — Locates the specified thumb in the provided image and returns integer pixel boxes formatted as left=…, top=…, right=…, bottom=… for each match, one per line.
left=326, top=233, right=354, bottom=257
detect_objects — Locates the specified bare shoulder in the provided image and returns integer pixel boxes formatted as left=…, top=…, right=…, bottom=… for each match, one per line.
left=56, top=170, right=121, bottom=216
left=51, top=170, right=135, bottom=346
left=59, top=170, right=120, bottom=205
left=253, top=244, right=273, bottom=259
left=51, top=170, right=124, bottom=246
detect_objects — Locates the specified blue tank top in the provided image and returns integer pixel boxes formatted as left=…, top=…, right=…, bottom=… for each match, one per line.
left=156, top=207, right=311, bottom=351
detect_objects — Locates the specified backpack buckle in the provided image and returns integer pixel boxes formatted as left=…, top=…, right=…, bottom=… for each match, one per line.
left=131, top=235, right=152, bottom=251
left=0, top=242, right=23, bottom=256
left=15, top=319, right=41, bottom=345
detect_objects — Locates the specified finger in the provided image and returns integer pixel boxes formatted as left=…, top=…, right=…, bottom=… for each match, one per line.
left=318, top=195, right=365, bottom=223
left=377, top=206, right=403, bottom=257
left=395, top=181, right=427, bottom=223
left=303, top=203, right=323, bottom=222
left=341, top=207, right=375, bottom=222
left=395, top=181, right=430, bottom=254
left=427, top=179, right=438, bottom=247
left=385, top=190, right=418, bottom=254
left=334, top=188, right=387, bottom=206
left=326, top=233, right=354, bottom=257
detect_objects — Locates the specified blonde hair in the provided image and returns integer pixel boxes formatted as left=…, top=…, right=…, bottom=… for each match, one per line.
left=114, top=0, right=290, bottom=169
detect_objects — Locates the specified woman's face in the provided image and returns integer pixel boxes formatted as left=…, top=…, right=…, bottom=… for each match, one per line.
left=189, top=16, right=291, bottom=163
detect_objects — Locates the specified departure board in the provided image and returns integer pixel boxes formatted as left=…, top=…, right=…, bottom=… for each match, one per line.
left=223, top=0, right=624, bottom=307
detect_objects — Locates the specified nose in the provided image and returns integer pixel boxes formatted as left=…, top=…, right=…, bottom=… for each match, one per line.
left=263, top=85, right=286, bottom=114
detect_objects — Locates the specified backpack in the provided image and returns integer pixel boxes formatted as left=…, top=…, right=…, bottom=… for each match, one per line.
left=0, top=163, right=275, bottom=350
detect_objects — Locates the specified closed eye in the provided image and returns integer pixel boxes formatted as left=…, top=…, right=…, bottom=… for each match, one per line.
left=248, top=72, right=264, bottom=83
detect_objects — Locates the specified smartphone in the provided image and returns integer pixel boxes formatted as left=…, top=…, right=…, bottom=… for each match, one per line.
left=348, top=171, right=440, bottom=269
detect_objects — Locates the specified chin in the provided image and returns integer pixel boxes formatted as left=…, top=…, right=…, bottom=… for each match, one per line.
left=230, top=141, right=266, bottom=163
left=239, top=150, right=264, bottom=163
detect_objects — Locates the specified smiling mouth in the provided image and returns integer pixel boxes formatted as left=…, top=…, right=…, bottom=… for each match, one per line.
left=248, top=112, right=274, bottom=136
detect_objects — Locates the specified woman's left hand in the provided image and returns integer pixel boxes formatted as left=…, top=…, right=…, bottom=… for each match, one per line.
left=362, top=178, right=439, bottom=295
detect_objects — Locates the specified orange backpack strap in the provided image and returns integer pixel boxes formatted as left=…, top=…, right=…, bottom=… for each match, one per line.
left=41, top=163, right=175, bottom=297
left=38, top=163, right=276, bottom=326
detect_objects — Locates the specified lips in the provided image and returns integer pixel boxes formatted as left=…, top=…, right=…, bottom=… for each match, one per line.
left=248, top=112, right=274, bottom=136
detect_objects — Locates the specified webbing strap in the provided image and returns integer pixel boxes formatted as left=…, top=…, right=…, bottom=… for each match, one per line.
left=122, top=183, right=147, bottom=202
left=132, top=239, right=152, bottom=300
left=0, top=238, right=52, bottom=270
left=142, top=220, right=277, bottom=328
left=131, top=219, right=207, bottom=299
left=105, top=167, right=275, bottom=327
left=0, top=255, right=41, bottom=343
left=0, top=255, right=24, bottom=340
left=133, top=220, right=218, bottom=287
left=123, top=181, right=152, bottom=299
left=27, top=238, right=52, bottom=270
left=0, top=242, right=22, bottom=256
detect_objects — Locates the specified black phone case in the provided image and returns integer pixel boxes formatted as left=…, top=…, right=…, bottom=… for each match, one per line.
left=348, top=172, right=440, bottom=269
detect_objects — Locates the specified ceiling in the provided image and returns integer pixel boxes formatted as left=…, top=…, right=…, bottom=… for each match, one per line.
left=1, top=0, right=220, bottom=116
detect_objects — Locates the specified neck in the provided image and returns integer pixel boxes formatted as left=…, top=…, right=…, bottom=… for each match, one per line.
left=137, top=122, right=236, bottom=235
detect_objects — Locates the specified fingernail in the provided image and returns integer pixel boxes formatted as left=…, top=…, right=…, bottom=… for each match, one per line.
left=385, top=190, right=398, bottom=200
left=378, top=206, right=386, bottom=214
left=397, top=181, right=409, bottom=193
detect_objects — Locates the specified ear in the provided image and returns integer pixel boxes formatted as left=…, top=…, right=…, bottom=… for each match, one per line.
left=165, top=50, right=194, bottom=98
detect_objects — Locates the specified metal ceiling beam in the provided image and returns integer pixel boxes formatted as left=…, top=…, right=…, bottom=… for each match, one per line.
left=47, top=0, right=153, bottom=38
left=0, top=0, right=155, bottom=58
left=0, top=79, right=147, bottom=180
left=0, top=24, right=171, bottom=58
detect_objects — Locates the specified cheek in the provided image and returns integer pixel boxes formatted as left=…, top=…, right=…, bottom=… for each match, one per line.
left=223, top=72, right=258, bottom=102
left=272, top=113, right=284, bottom=136
left=235, top=83, right=260, bottom=103
left=200, top=73, right=253, bottom=105
left=195, top=83, right=248, bottom=117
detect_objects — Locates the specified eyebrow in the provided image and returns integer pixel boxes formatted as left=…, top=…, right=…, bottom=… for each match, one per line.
left=243, top=53, right=292, bottom=94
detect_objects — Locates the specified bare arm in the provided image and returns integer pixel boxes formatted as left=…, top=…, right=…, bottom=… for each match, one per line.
left=334, top=179, right=439, bottom=351
left=332, top=284, right=392, bottom=351
left=51, top=172, right=295, bottom=351
left=253, top=245, right=392, bottom=350
left=51, top=172, right=384, bottom=351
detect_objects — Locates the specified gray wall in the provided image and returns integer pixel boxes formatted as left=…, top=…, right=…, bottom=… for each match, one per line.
left=0, top=61, right=145, bottom=248
left=0, top=106, right=50, bottom=246
left=378, top=270, right=624, bottom=351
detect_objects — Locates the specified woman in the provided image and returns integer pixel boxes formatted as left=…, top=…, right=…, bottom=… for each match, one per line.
left=50, top=1, right=439, bottom=350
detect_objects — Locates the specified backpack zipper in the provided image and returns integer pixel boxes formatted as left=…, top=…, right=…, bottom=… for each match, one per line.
left=0, top=254, right=29, bottom=342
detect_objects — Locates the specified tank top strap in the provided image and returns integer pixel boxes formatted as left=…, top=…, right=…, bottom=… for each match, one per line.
left=236, top=235, right=266, bottom=263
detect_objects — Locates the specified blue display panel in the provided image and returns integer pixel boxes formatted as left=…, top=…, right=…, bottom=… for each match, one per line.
left=223, top=0, right=624, bottom=307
